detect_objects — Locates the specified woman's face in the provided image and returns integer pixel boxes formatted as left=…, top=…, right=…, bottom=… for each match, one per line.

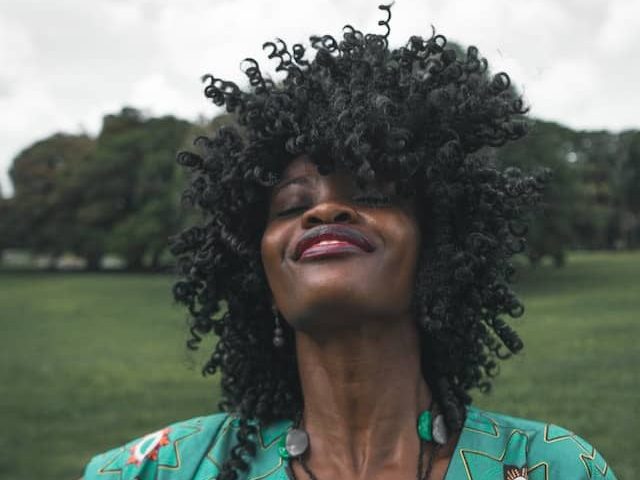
left=261, top=155, right=421, bottom=332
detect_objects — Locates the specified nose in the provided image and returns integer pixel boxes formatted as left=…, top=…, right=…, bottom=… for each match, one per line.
left=301, top=201, right=358, bottom=228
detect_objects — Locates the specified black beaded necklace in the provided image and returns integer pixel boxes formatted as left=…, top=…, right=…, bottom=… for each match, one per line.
left=280, top=406, right=447, bottom=480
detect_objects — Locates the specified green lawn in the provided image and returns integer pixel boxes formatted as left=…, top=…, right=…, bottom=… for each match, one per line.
left=0, top=251, right=637, bottom=479
left=476, top=251, right=639, bottom=479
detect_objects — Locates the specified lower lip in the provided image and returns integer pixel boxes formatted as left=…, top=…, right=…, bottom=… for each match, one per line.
left=299, top=242, right=366, bottom=260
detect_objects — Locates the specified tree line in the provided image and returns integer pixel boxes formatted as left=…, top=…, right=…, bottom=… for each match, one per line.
left=1, top=106, right=638, bottom=270
left=495, top=121, right=640, bottom=264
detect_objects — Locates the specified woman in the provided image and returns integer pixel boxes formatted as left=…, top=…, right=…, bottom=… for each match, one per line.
left=83, top=5, right=617, bottom=479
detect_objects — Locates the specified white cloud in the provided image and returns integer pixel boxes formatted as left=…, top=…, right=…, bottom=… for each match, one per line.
left=528, top=59, right=601, bottom=122
left=1, top=0, right=639, bottom=196
left=127, top=72, right=195, bottom=119
left=598, top=0, right=640, bottom=49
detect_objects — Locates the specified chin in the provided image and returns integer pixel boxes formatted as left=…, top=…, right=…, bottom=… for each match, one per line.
left=285, top=282, right=407, bottom=332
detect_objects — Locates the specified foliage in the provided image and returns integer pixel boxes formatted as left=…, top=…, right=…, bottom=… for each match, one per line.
left=2, top=108, right=193, bottom=270
left=5, top=133, right=96, bottom=264
left=616, top=131, right=640, bottom=246
left=496, top=120, right=640, bottom=264
left=495, top=120, right=578, bottom=265
left=92, top=109, right=192, bottom=269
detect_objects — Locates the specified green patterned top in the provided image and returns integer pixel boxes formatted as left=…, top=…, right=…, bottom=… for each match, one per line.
left=83, top=406, right=617, bottom=479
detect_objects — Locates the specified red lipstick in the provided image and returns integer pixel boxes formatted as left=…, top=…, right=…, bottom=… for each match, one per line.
left=293, top=225, right=375, bottom=261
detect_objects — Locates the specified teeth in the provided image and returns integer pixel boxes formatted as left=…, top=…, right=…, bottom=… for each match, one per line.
left=315, top=240, right=346, bottom=246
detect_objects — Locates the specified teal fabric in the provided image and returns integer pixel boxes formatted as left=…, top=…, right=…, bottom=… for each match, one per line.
left=84, top=406, right=617, bottom=479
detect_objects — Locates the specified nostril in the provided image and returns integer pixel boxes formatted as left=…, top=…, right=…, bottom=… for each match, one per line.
left=302, top=203, right=357, bottom=227
left=334, top=212, right=352, bottom=223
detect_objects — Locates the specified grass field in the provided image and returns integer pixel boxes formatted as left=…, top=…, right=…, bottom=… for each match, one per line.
left=1, top=251, right=638, bottom=479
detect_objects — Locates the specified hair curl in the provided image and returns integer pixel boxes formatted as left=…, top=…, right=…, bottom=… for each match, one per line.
left=170, top=5, right=545, bottom=479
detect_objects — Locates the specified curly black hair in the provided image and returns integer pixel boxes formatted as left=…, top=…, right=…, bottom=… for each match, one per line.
left=170, top=5, right=545, bottom=479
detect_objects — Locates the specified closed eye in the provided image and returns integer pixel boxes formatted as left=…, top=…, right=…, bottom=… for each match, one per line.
left=274, top=194, right=391, bottom=218
left=352, top=194, right=392, bottom=207
left=275, top=205, right=309, bottom=218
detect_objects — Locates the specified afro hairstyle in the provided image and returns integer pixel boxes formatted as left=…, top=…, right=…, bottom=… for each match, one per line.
left=170, top=4, right=545, bottom=478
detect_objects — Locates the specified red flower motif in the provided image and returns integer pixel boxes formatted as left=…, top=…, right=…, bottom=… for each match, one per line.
left=127, top=428, right=171, bottom=465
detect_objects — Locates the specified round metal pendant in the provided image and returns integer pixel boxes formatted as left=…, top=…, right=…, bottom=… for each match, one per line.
left=285, top=428, right=309, bottom=458
left=432, top=414, right=448, bottom=445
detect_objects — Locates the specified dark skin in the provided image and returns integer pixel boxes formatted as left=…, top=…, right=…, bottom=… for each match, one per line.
left=261, top=156, right=458, bottom=480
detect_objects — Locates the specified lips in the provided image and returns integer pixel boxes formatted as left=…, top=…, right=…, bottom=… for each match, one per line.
left=293, top=225, right=375, bottom=260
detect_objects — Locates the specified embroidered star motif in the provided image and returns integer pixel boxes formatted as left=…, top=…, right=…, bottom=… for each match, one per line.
left=460, top=431, right=547, bottom=480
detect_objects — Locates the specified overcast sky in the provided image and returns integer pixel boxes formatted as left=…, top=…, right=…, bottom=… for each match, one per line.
left=1, top=0, right=639, bottom=196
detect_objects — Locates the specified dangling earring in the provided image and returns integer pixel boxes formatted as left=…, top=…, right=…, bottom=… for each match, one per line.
left=272, top=306, right=285, bottom=348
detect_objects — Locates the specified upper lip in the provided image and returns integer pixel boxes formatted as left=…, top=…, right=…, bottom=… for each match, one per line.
left=293, top=225, right=375, bottom=260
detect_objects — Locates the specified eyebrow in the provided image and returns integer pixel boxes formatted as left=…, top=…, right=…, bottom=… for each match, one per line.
left=272, top=175, right=315, bottom=194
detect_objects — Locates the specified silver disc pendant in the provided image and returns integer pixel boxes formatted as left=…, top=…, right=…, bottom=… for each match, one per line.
left=285, top=428, right=310, bottom=458
left=432, top=414, right=448, bottom=445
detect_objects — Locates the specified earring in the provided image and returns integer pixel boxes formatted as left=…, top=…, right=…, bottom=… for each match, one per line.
left=272, top=307, right=285, bottom=348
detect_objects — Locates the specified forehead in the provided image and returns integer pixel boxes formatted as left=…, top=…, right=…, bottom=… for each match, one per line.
left=276, top=155, right=356, bottom=193
left=281, top=155, right=319, bottom=179
left=272, top=154, right=417, bottom=214
left=276, top=155, right=400, bottom=197
left=279, top=155, right=381, bottom=185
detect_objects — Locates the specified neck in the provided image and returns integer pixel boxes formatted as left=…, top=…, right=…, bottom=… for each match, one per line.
left=294, top=314, right=431, bottom=476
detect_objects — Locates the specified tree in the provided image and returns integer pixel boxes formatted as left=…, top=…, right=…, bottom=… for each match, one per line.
left=617, top=131, right=640, bottom=247
left=102, top=112, right=192, bottom=269
left=571, top=131, right=622, bottom=250
left=495, top=120, right=580, bottom=265
left=3, top=108, right=197, bottom=270
left=6, top=133, right=96, bottom=265
left=0, top=196, right=17, bottom=254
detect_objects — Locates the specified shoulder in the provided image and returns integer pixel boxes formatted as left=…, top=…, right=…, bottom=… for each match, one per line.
left=83, top=412, right=232, bottom=480
left=456, top=406, right=617, bottom=479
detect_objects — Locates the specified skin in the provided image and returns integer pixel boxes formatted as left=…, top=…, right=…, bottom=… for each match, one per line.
left=261, top=156, right=457, bottom=480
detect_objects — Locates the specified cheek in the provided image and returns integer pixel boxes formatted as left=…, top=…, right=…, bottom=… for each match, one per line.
left=382, top=213, right=421, bottom=303
left=260, top=223, right=290, bottom=290
left=401, top=225, right=421, bottom=307
left=260, top=229, right=278, bottom=277
left=387, top=213, right=421, bottom=267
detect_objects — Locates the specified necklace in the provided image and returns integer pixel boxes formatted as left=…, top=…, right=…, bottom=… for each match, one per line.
left=280, top=407, right=448, bottom=480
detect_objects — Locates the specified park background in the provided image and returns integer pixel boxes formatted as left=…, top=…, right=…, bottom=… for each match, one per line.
left=0, top=1, right=638, bottom=479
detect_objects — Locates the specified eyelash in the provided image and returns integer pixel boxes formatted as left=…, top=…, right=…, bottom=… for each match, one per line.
left=352, top=194, right=392, bottom=207
left=274, top=195, right=392, bottom=218
left=275, top=206, right=310, bottom=218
